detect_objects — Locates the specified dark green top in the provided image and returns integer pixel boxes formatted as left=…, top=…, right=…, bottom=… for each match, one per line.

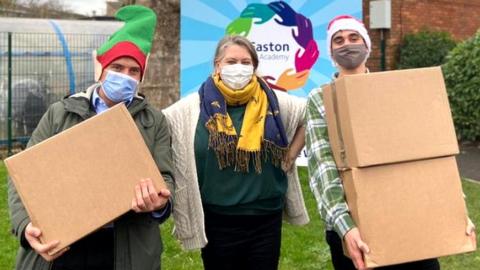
left=195, top=105, right=288, bottom=215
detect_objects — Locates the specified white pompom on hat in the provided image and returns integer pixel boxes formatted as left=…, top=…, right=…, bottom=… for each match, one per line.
left=326, top=15, right=371, bottom=59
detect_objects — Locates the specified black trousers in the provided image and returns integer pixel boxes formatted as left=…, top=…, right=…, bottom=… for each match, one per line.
left=326, top=230, right=440, bottom=270
left=201, top=210, right=283, bottom=270
left=51, top=228, right=114, bottom=270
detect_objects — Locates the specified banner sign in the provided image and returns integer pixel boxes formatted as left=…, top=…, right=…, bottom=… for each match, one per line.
left=181, top=0, right=362, bottom=97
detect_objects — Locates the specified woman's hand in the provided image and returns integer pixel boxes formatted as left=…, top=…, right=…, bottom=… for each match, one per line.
left=282, top=126, right=306, bottom=173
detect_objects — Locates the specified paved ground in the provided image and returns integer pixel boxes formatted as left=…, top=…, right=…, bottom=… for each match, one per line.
left=457, top=142, right=480, bottom=181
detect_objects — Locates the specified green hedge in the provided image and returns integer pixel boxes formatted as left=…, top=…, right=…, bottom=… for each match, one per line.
left=398, top=30, right=456, bottom=69
left=443, top=30, right=480, bottom=141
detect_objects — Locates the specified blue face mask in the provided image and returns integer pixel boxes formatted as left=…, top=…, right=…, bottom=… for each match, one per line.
left=101, top=70, right=139, bottom=103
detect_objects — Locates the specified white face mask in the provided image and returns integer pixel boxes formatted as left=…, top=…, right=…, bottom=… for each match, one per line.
left=219, top=64, right=254, bottom=90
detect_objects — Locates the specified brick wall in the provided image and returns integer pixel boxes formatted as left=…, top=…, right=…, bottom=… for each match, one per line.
left=363, top=0, right=480, bottom=71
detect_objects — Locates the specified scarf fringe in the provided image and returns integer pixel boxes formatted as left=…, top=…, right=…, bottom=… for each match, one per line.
left=206, top=116, right=287, bottom=174
left=206, top=117, right=237, bottom=169
left=263, top=140, right=288, bottom=169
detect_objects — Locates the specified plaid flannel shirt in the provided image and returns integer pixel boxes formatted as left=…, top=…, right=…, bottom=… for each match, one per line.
left=305, top=87, right=355, bottom=238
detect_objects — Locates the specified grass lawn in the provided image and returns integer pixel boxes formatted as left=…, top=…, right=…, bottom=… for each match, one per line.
left=1, top=163, right=479, bottom=269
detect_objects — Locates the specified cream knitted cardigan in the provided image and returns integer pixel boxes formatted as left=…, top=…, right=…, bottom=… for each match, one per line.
left=162, top=90, right=310, bottom=250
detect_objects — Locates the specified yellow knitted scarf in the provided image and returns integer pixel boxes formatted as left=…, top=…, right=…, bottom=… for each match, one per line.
left=208, top=74, right=268, bottom=171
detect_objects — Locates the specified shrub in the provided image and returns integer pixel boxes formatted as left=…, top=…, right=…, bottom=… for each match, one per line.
left=398, top=29, right=456, bottom=69
left=442, top=30, right=480, bottom=141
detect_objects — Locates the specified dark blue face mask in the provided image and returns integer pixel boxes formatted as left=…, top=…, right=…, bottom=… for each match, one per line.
left=101, top=70, right=139, bottom=103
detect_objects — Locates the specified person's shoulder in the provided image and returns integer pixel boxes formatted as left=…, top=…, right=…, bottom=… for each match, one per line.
left=48, top=100, right=68, bottom=115
left=139, top=103, right=169, bottom=129
left=141, top=102, right=164, bottom=119
left=179, top=92, right=200, bottom=103
left=309, top=86, right=330, bottom=105
left=163, top=93, right=200, bottom=114
left=273, top=90, right=306, bottom=103
left=144, top=102, right=161, bottom=114
left=307, top=87, right=324, bottom=99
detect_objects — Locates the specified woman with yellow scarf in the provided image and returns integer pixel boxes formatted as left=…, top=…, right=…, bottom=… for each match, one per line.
left=163, top=35, right=309, bottom=270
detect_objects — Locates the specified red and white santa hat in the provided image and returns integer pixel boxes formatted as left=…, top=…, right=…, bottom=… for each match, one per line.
left=326, top=15, right=371, bottom=59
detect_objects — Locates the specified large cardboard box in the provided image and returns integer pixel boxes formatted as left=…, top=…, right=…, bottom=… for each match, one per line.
left=323, top=67, right=458, bottom=169
left=5, top=104, right=166, bottom=255
left=342, top=156, right=476, bottom=267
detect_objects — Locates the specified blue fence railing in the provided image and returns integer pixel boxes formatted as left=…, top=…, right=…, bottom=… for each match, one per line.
left=0, top=32, right=110, bottom=155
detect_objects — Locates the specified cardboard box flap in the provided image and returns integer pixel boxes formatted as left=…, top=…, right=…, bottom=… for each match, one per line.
left=5, top=104, right=166, bottom=255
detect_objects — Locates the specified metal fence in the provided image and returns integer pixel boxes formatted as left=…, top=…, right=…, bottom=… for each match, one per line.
left=0, top=32, right=110, bottom=155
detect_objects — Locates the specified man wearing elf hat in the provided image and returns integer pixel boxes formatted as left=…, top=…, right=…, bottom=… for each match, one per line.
left=305, top=15, right=475, bottom=270
left=8, top=5, right=174, bottom=270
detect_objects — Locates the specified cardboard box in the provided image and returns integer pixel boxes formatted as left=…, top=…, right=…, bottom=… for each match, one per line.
left=323, top=67, right=459, bottom=169
left=5, top=104, right=166, bottom=255
left=342, top=156, right=476, bottom=267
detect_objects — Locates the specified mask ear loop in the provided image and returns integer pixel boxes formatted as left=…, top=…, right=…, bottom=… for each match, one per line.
left=132, top=54, right=149, bottom=99
left=141, top=53, right=150, bottom=82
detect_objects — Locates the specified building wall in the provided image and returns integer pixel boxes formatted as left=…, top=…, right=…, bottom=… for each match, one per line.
left=363, top=0, right=480, bottom=71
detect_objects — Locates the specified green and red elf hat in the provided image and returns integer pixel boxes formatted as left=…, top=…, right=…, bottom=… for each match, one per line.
left=93, top=5, right=157, bottom=81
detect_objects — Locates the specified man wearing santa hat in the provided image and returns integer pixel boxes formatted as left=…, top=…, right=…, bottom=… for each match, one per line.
left=304, top=15, right=462, bottom=270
